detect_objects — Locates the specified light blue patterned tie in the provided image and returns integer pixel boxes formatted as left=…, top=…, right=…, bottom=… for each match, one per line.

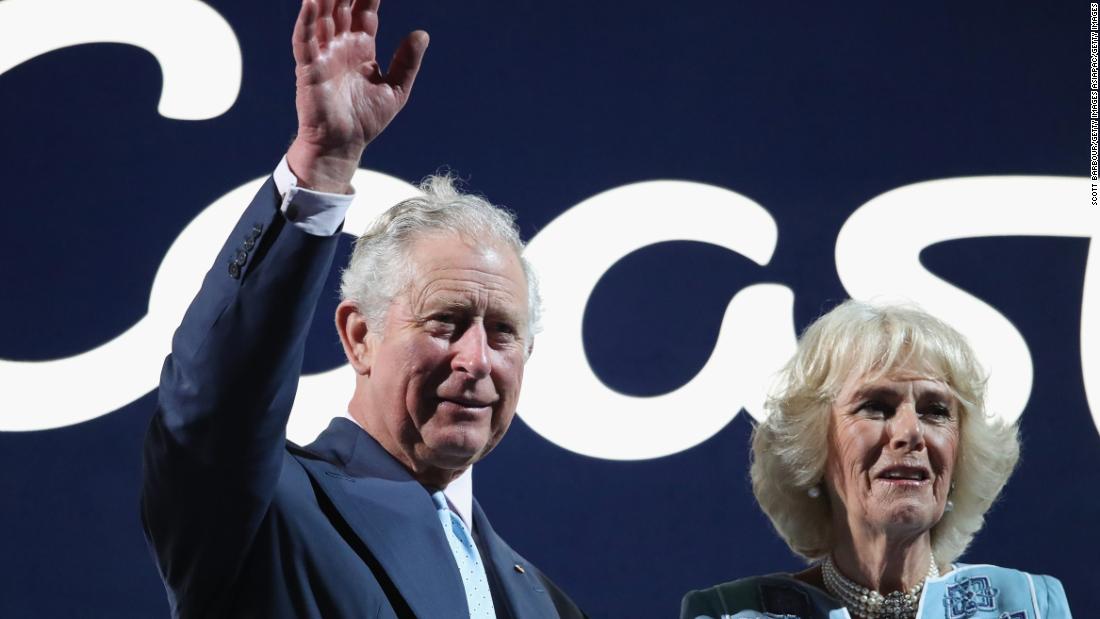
left=431, top=491, right=496, bottom=618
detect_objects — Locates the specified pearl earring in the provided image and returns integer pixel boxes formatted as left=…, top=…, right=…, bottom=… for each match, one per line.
left=945, top=499, right=954, bottom=512
left=807, top=485, right=822, bottom=498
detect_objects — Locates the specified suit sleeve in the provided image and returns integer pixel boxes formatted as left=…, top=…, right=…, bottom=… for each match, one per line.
left=141, top=178, right=342, bottom=616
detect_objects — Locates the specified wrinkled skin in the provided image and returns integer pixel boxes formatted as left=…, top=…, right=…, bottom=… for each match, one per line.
left=338, top=233, right=532, bottom=488
left=286, top=0, right=428, bottom=192
left=822, top=367, right=960, bottom=593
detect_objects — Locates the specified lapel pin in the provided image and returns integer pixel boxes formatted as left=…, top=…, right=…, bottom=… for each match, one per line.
left=513, top=564, right=525, bottom=574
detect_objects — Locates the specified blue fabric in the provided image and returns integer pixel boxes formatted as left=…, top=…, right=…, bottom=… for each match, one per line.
left=681, top=564, right=1072, bottom=619
left=432, top=492, right=496, bottom=619
left=141, top=178, right=584, bottom=619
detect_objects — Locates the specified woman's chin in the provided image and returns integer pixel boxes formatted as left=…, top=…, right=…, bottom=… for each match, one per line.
left=874, top=502, right=941, bottom=535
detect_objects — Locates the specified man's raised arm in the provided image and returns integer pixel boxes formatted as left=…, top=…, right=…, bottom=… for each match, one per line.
left=141, top=2, right=426, bottom=614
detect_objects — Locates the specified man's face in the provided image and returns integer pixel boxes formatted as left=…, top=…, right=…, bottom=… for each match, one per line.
left=359, top=232, right=530, bottom=485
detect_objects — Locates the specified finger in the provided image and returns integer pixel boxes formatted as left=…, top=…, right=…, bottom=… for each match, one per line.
left=316, top=0, right=336, bottom=46
left=385, top=30, right=429, bottom=97
left=334, top=0, right=352, bottom=35
left=351, top=0, right=380, bottom=37
left=317, top=0, right=337, bottom=18
left=292, top=0, right=321, bottom=65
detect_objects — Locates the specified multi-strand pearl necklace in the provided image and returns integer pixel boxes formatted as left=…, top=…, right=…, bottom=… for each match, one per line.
left=821, top=554, right=939, bottom=619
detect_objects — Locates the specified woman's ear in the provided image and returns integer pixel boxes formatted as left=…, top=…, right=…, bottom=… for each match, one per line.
left=336, top=300, right=373, bottom=375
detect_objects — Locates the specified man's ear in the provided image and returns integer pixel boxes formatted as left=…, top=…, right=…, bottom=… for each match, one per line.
left=525, top=337, right=534, bottom=360
left=336, top=299, right=373, bottom=375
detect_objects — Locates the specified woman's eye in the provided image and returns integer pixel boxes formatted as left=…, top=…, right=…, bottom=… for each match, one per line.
left=922, top=402, right=952, bottom=418
left=858, top=401, right=889, bottom=416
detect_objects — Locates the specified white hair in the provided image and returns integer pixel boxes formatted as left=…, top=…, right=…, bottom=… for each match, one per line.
left=339, top=173, right=541, bottom=337
left=750, top=300, right=1020, bottom=567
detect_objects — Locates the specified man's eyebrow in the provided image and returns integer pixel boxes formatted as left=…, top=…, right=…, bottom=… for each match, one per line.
left=437, top=298, right=473, bottom=311
left=489, top=308, right=525, bottom=324
left=418, top=292, right=473, bottom=309
left=411, top=297, right=468, bottom=321
left=415, top=291, right=526, bottom=324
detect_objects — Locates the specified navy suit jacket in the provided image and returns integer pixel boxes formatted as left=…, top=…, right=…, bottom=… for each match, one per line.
left=142, top=179, right=584, bottom=618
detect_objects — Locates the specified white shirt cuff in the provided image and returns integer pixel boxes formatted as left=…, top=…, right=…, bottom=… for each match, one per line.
left=273, top=156, right=354, bottom=236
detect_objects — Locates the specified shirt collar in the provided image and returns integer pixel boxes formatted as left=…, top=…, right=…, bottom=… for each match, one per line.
left=340, top=412, right=475, bottom=530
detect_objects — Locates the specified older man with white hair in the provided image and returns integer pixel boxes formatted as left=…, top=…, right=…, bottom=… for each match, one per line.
left=141, top=1, right=584, bottom=617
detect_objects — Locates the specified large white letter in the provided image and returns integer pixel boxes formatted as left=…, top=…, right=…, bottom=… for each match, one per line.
left=836, top=176, right=1097, bottom=432
left=0, top=170, right=418, bottom=434
left=0, top=0, right=241, bottom=120
left=1085, top=228, right=1100, bottom=438
left=520, top=181, right=797, bottom=460
left=0, top=177, right=264, bottom=431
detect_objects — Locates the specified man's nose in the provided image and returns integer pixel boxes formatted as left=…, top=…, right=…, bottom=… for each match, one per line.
left=888, top=404, right=925, bottom=452
left=452, top=322, right=491, bottom=379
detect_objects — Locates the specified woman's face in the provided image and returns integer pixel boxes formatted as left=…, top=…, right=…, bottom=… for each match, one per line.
left=824, top=366, right=960, bottom=538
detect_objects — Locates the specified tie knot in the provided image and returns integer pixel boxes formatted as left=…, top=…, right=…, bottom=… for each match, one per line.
left=430, top=490, right=450, bottom=512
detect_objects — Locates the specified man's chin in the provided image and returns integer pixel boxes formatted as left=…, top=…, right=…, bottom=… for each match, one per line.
left=420, top=435, right=492, bottom=469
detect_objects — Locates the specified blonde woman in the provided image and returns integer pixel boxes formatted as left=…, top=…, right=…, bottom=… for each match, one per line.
left=682, top=301, right=1071, bottom=619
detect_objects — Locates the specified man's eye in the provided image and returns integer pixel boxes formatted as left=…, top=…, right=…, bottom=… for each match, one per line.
left=489, top=324, right=520, bottom=345
left=425, top=314, right=458, bottom=334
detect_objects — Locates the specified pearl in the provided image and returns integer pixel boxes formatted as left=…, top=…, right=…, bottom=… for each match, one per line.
left=821, top=554, right=939, bottom=619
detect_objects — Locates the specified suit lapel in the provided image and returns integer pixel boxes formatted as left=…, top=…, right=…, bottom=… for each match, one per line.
left=472, top=500, right=560, bottom=619
left=295, top=419, right=469, bottom=618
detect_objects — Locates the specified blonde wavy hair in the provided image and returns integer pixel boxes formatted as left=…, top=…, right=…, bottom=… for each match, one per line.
left=750, top=300, right=1020, bottom=566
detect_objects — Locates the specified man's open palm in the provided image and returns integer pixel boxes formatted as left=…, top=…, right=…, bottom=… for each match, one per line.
left=289, top=0, right=428, bottom=190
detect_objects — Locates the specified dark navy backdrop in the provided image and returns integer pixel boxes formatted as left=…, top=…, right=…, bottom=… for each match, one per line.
left=0, top=1, right=1094, bottom=617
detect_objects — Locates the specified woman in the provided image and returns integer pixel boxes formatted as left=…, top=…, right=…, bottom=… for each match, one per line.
left=681, top=301, right=1072, bottom=619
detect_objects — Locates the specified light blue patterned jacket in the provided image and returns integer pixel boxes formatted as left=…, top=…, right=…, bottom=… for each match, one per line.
left=681, top=564, right=1071, bottom=619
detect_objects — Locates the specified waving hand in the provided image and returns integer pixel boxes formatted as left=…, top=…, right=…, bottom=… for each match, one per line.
left=287, top=0, right=428, bottom=192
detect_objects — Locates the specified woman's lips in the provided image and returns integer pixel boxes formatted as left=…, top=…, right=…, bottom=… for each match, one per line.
left=874, top=465, right=931, bottom=486
left=875, top=477, right=930, bottom=487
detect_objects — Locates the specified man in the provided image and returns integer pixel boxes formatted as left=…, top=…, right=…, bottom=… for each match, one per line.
left=141, top=1, right=584, bottom=617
